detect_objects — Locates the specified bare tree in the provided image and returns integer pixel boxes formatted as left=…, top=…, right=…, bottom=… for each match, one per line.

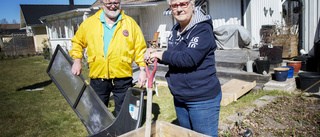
left=0, top=18, right=8, bottom=24
left=12, top=19, right=17, bottom=24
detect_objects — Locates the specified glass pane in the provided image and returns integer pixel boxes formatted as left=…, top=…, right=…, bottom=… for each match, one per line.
left=51, top=22, right=58, bottom=38
left=71, top=18, right=78, bottom=37
left=76, top=87, right=114, bottom=134
left=49, top=50, right=84, bottom=105
left=67, top=19, right=73, bottom=38
left=78, top=17, right=83, bottom=26
left=59, top=20, right=66, bottom=38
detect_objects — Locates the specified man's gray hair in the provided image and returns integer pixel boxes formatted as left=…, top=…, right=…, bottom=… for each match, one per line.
left=167, top=0, right=195, bottom=5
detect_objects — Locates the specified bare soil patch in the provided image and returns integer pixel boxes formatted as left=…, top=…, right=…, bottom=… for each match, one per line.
left=220, top=96, right=320, bottom=136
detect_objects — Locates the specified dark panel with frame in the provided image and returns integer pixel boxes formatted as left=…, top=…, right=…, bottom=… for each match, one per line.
left=46, top=45, right=144, bottom=137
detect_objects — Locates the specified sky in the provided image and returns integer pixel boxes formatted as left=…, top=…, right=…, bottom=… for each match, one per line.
left=0, top=0, right=97, bottom=24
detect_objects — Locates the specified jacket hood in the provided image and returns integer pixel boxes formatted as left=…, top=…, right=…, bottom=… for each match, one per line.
left=186, top=6, right=212, bottom=31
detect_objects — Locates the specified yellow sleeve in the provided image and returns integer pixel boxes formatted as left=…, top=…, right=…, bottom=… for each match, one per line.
left=133, top=23, right=147, bottom=67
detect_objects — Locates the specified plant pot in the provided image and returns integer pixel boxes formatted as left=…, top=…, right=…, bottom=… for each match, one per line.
left=259, top=45, right=283, bottom=64
left=281, top=66, right=294, bottom=78
left=287, top=61, right=301, bottom=73
left=298, top=72, right=320, bottom=93
left=274, top=68, right=289, bottom=81
left=255, top=59, right=270, bottom=74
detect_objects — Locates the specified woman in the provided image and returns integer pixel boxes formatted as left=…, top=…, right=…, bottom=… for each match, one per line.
left=144, top=0, right=222, bottom=136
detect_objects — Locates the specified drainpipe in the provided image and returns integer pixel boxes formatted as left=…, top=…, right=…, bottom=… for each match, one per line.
left=69, top=0, right=74, bottom=6
left=241, top=0, right=244, bottom=26
left=298, top=0, right=304, bottom=55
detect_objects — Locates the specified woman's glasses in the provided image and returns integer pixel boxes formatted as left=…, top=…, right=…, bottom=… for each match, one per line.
left=101, top=1, right=120, bottom=7
left=170, top=1, right=190, bottom=10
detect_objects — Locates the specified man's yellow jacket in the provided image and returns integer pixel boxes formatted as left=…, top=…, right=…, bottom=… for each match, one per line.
left=69, top=9, right=147, bottom=79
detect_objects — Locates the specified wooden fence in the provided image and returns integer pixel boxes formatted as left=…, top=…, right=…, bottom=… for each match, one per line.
left=2, top=33, right=35, bottom=56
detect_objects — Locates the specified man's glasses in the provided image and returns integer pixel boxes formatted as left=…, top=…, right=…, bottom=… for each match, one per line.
left=101, top=1, right=120, bottom=7
left=170, top=1, right=190, bottom=10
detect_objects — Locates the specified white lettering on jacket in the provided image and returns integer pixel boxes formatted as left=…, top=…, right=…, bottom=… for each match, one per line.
left=188, top=37, right=199, bottom=48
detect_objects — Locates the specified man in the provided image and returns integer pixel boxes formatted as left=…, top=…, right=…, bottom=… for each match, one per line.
left=69, top=0, right=147, bottom=116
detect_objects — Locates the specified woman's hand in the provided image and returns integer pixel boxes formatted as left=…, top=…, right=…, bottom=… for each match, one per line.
left=150, top=51, right=164, bottom=61
left=143, top=48, right=157, bottom=64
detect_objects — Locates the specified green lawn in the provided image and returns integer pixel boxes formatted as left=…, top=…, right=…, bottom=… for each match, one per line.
left=0, top=55, right=295, bottom=136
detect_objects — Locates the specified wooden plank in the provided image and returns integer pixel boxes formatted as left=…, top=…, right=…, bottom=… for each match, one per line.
left=221, top=79, right=256, bottom=106
left=120, top=121, right=210, bottom=137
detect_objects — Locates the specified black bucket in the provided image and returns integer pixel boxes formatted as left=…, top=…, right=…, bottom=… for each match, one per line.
left=255, top=59, right=270, bottom=74
left=298, top=72, right=320, bottom=93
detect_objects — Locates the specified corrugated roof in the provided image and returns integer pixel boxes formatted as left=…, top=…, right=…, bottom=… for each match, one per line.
left=20, top=5, right=90, bottom=26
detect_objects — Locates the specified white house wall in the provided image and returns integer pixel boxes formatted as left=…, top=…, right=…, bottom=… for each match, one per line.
left=139, top=3, right=173, bottom=43
left=208, top=0, right=242, bottom=28
left=50, top=39, right=72, bottom=54
left=303, top=0, right=320, bottom=54
left=245, top=0, right=283, bottom=46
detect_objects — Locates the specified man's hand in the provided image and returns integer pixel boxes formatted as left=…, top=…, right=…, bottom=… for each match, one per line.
left=71, top=58, right=82, bottom=75
left=138, top=67, right=147, bottom=88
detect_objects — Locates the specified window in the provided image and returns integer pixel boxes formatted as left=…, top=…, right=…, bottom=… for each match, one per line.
left=70, top=17, right=83, bottom=37
left=282, top=1, right=300, bottom=25
left=50, top=20, right=66, bottom=39
left=59, top=20, right=66, bottom=38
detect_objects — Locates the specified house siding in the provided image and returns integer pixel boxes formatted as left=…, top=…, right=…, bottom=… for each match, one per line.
left=208, top=0, right=242, bottom=28
left=244, top=0, right=283, bottom=46
left=128, top=3, right=173, bottom=43
left=33, top=26, right=48, bottom=52
left=303, top=0, right=320, bottom=54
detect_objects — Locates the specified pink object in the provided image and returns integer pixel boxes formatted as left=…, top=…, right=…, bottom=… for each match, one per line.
left=145, top=58, right=158, bottom=88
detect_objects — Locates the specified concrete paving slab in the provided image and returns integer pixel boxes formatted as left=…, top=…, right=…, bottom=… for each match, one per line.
left=242, top=107, right=255, bottom=116
left=263, top=77, right=296, bottom=92
left=251, top=95, right=277, bottom=108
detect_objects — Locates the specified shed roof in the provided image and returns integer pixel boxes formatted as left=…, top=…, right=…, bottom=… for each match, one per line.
left=0, top=24, right=25, bottom=35
left=0, top=24, right=20, bottom=30
left=91, top=0, right=165, bottom=9
left=20, top=5, right=90, bottom=27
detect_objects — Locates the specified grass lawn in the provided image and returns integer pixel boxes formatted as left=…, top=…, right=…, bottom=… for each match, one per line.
left=0, top=55, right=295, bottom=136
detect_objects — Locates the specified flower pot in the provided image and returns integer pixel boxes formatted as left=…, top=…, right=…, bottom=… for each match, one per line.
left=255, top=59, right=270, bottom=74
left=298, top=72, right=320, bottom=93
left=274, top=68, right=289, bottom=81
left=259, top=45, right=283, bottom=64
left=287, top=61, right=301, bottom=73
left=281, top=66, right=294, bottom=78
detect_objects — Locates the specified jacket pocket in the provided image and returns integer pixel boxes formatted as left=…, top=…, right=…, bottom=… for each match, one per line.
left=121, top=56, right=133, bottom=63
left=87, top=56, right=96, bottom=63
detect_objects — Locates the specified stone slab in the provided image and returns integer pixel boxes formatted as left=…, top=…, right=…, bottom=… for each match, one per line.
left=263, top=77, right=296, bottom=92
left=252, top=95, right=277, bottom=108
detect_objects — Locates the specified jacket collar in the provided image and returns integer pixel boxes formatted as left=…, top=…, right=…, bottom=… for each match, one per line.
left=94, top=9, right=127, bottom=21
